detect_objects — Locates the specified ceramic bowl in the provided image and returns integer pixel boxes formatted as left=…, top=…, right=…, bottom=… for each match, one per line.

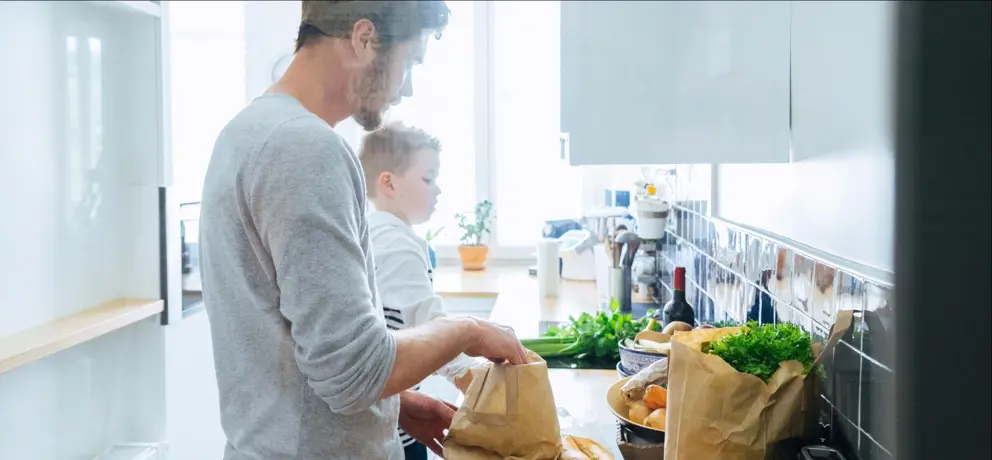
left=606, top=376, right=666, bottom=445
left=616, top=361, right=634, bottom=379
left=618, top=340, right=667, bottom=375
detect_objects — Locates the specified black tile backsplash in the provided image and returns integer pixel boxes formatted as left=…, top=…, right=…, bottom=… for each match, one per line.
left=657, top=202, right=896, bottom=459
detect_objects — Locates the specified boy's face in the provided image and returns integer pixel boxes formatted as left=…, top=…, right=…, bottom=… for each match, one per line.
left=388, top=148, right=441, bottom=225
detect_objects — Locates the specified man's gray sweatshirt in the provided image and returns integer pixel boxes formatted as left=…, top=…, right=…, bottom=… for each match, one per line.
left=199, top=93, right=401, bottom=460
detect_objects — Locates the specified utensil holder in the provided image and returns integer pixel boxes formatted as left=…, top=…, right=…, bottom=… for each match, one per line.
left=609, top=267, right=631, bottom=311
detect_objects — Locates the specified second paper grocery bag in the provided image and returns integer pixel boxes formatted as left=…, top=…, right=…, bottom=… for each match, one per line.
left=443, top=352, right=562, bottom=460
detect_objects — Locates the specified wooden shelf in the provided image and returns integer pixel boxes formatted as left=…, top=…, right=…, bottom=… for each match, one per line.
left=85, top=1, right=162, bottom=18
left=0, top=298, right=164, bottom=375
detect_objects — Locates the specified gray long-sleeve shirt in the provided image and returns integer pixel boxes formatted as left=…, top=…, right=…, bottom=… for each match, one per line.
left=199, top=93, right=401, bottom=460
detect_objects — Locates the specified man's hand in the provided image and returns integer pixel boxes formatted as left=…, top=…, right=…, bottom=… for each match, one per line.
left=399, top=391, right=459, bottom=456
left=462, top=318, right=529, bottom=365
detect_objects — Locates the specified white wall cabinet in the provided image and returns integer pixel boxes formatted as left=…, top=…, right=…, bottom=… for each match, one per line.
left=560, top=1, right=791, bottom=165
left=790, top=1, right=896, bottom=162
left=0, top=1, right=172, bottom=458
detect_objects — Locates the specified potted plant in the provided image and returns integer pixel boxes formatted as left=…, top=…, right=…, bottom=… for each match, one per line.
left=455, top=200, right=494, bottom=271
left=424, top=226, right=444, bottom=269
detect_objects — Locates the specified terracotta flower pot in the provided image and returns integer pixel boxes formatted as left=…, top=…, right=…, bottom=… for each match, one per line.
left=458, top=245, right=489, bottom=271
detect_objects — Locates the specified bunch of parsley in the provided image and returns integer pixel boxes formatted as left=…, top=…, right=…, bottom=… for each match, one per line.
left=706, top=321, right=818, bottom=382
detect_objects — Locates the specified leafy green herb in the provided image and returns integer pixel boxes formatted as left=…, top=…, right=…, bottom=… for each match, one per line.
left=706, top=321, right=818, bottom=382
left=707, top=318, right=741, bottom=328
left=532, top=303, right=655, bottom=361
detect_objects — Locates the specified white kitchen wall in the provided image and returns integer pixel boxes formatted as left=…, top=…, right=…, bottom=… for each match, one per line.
left=0, top=1, right=166, bottom=458
left=716, top=153, right=895, bottom=272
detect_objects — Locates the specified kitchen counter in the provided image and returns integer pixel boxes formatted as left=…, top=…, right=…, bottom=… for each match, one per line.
left=433, top=264, right=605, bottom=339
left=433, top=264, right=626, bottom=457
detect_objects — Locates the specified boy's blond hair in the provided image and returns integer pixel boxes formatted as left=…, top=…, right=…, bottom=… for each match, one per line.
left=359, top=122, right=441, bottom=198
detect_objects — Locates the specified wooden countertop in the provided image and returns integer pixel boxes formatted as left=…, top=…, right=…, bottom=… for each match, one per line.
left=0, top=298, right=164, bottom=375
left=433, top=264, right=604, bottom=339
left=433, top=264, right=624, bottom=456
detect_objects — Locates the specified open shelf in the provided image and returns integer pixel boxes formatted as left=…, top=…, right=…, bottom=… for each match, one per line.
left=0, top=298, right=164, bottom=375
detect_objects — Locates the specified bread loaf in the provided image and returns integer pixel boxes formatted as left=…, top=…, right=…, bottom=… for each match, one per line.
left=561, top=435, right=615, bottom=459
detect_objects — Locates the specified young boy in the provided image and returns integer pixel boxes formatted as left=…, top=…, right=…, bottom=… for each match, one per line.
left=359, top=122, right=481, bottom=460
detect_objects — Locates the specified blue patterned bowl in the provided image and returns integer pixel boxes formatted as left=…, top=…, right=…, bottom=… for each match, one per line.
left=618, top=340, right=667, bottom=375
left=616, top=361, right=634, bottom=379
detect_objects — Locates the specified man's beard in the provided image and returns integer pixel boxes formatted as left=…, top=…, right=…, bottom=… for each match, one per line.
left=350, top=55, right=390, bottom=131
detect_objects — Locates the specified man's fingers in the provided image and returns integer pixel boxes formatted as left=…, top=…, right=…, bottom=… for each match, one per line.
left=427, top=439, right=444, bottom=457
left=508, top=341, right=529, bottom=365
left=443, top=401, right=459, bottom=412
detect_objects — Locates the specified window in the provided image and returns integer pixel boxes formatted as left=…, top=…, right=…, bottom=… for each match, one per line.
left=492, top=0, right=581, bottom=247
left=384, top=0, right=477, bottom=246
left=367, top=0, right=583, bottom=256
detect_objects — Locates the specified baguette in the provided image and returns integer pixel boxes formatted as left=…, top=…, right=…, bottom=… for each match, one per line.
left=561, top=435, right=614, bottom=459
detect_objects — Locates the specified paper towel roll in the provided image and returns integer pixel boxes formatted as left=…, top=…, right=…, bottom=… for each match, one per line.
left=537, top=238, right=561, bottom=298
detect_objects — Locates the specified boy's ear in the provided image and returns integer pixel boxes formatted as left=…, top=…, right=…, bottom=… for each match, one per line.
left=376, top=171, right=396, bottom=197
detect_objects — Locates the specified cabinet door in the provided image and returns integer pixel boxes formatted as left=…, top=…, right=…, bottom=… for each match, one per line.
left=560, top=1, right=791, bottom=166
left=669, top=1, right=791, bottom=164
left=560, top=0, right=677, bottom=166
left=791, top=1, right=896, bottom=161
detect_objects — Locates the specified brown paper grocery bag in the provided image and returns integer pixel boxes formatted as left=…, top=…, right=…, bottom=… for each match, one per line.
left=443, top=352, right=562, bottom=460
left=664, top=312, right=853, bottom=460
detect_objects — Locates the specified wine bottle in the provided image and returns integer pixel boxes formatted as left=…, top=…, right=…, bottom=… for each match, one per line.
left=662, top=266, right=696, bottom=326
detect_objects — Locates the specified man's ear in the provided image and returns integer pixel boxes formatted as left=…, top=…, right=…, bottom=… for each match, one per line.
left=350, top=18, right=378, bottom=64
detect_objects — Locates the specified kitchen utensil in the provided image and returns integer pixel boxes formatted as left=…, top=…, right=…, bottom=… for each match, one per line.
left=615, top=232, right=641, bottom=261
left=606, top=377, right=666, bottom=444
left=614, top=232, right=640, bottom=311
left=608, top=267, right=625, bottom=305
left=623, top=240, right=641, bottom=268
left=610, top=240, right=622, bottom=268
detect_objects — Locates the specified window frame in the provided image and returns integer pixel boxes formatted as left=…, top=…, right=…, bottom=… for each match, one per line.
left=432, top=1, right=549, bottom=262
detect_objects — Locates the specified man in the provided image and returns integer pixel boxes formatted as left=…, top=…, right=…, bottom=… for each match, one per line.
left=198, top=2, right=528, bottom=459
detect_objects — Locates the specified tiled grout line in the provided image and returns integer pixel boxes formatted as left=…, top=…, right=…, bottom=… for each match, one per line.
left=855, top=282, right=868, bottom=451
left=821, top=394, right=894, bottom=457
left=840, top=338, right=894, bottom=374
left=664, top=229, right=886, bottom=371
left=658, top=253, right=718, bottom=304
left=661, top=232, right=895, bottom=373
left=664, top=230, right=821, bottom=326
left=671, top=204, right=894, bottom=288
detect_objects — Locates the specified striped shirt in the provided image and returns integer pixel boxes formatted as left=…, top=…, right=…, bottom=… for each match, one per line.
left=369, top=211, right=480, bottom=448
left=384, top=306, right=420, bottom=446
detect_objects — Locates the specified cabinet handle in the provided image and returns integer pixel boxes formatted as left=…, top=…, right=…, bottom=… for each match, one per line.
left=559, top=132, right=570, bottom=161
